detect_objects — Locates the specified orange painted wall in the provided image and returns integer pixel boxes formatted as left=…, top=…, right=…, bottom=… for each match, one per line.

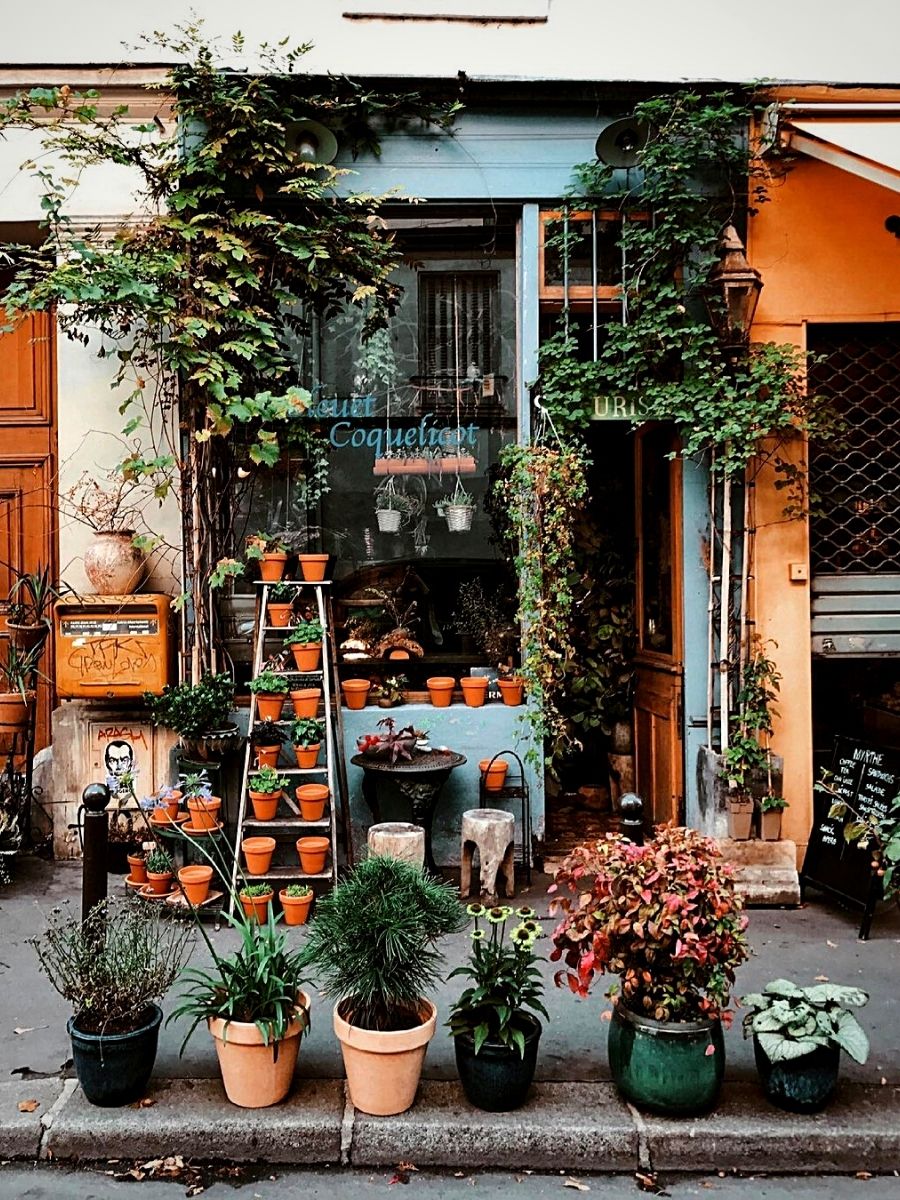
left=748, top=128, right=900, bottom=851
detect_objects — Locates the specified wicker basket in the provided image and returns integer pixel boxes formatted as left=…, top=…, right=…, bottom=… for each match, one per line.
left=445, top=505, right=474, bottom=532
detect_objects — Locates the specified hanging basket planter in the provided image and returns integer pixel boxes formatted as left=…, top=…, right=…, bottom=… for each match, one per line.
left=376, top=508, right=402, bottom=533
left=445, top=504, right=475, bottom=533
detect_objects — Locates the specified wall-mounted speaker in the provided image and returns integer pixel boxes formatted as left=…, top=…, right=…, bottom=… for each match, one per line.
left=595, top=118, right=649, bottom=169
left=285, top=119, right=339, bottom=165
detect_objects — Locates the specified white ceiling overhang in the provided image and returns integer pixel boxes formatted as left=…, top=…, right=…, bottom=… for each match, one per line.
left=782, top=112, right=900, bottom=195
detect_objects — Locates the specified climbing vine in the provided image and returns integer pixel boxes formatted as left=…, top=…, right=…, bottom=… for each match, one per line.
left=0, top=22, right=459, bottom=678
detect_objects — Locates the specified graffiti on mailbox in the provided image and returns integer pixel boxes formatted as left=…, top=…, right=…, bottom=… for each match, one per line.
left=66, top=636, right=158, bottom=683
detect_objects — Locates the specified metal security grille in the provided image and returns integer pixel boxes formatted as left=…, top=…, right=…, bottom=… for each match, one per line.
left=418, top=272, right=498, bottom=379
left=809, top=323, right=900, bottom=575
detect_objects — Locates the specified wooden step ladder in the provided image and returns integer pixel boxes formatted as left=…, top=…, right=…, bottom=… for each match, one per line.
left=229, top=578, right=352, bottom=913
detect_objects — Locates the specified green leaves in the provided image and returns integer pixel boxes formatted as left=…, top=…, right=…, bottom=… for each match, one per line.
left=742, top=977, right=870, bottom=1065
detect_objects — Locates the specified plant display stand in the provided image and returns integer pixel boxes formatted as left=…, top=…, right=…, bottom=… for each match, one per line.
left=229, top=580, right=349, bottom=913
left=477, top=750, right=532, bottom=885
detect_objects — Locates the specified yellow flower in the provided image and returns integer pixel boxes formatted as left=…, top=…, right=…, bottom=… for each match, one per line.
left=471, top=929, right=485, bottom=942
left=466, top=902, right=486, bottom=918
left=516, top=906, right=535, bottom=918
left=510, top=924, right=534, bottom=946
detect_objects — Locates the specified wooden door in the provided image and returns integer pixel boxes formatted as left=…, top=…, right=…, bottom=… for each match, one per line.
left=0, top=311, right=56, bottom=751
left=633, top=426, right=683, bottom=826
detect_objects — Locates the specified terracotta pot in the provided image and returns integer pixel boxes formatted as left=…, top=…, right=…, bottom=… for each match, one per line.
left=296, top=783, right=329, bottom=822
left=255, top=745, right=281, bottom=769
left=259, top=553, right=288, bottom=582
left=333, top=998, right=436, bottom=1116
left=127, top=853, right=147, bottom=884
left=178, top=864, right=213, bottom=906
left=728, top=796, right=754, bottom=841
left=296, top=836, right=329, bottom=874
left=341, top=679, right=371, bottom=710
left=280, top=889, right=314, bottom=926
left=295, top=743, right=321, bottom=769
left=267, top=603, right=294, bottom=628
left=298, top=554, right=329, bottom=582
left=0, top=690, right=35, bottom=734
left=242, top=836, right=276, bottom=875
left=498, top=678, right=524, bottom=706
left=461, top=677, right=489, bottom=708
left=208, top=993, right=309, bottom=1108
left=6, top=621, right=49, bottom=654
left=426, top=676, right=456, bottom=707
left=388, top=649, right=410, bottom=660
left=255, top=693, right=286, bottom=722
left=240, top=889, right=274, bottom=922
left=479, top=758, right=509, bottom=793
left=290, top=643, right=322, bottom=673
left=146, top=870, right=173, bottom=896
left=290, top=687, right=321, bottom=718
left=249, top=790, right=281, bottom=821
left=187, top=796, right=222, bottom=832
left=83, top=530, right=146, bottom=595
left=162, top=796, right=181, bottom=820
left=761, top=810, right=784, bottom=841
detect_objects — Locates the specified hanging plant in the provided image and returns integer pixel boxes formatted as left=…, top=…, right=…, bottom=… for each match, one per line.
left=436, top=480, right=476, bottom=533
left=493, top=438, right=589, bottom=766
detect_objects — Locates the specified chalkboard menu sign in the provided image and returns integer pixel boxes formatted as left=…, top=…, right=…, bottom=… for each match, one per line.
left=800, top=736, right=900, bottom=939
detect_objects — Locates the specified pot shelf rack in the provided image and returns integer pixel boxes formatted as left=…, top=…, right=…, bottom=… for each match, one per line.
left=228, top=579, right=351, bottom=915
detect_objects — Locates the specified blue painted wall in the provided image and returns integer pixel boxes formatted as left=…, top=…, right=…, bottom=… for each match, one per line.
left=342, top=702, right=541, bottom=866
left=682, top=453, right=711, bottom=828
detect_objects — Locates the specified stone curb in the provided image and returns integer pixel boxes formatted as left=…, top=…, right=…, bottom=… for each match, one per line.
left=0, top=1076, right=895, bottom=1173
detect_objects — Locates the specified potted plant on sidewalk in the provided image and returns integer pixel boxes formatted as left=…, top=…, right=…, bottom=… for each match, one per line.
left=284, top=620, right=324, bottom=673
left=291, top=717, right=324, bottom=768
left=301, top=855, right=465, bottom=1115
left=742, top=979, right=869, bottom=1112
left=31, top=897, right=190, bottom=1106
left=250, top=669, right=290, bottom=722
left=448, top=903, right=547, bottom=1111
left=550, top=825, right=749, bottom=1115
left=247, top=765, right=288, bottom=821
left=760, top=793, right=788, bottom=841
left=144, top=672, right=239, bottom=761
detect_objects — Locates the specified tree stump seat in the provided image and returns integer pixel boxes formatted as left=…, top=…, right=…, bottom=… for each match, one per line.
left=460, top=808, right=515, bottom=900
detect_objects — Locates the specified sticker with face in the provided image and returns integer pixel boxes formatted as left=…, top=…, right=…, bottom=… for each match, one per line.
left=105, top=739, right=136, bottom=798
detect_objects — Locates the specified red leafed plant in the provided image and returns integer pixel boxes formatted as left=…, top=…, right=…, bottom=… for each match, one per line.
left=548, top=825, right=749, bottom=1024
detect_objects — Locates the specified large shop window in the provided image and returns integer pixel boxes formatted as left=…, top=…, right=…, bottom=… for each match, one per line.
left=225, top=223, right=520, bottom=690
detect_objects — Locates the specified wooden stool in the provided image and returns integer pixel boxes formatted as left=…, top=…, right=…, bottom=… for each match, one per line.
left=460, top=808, right=515, bottom=899
left=367, top=821, right=426, bottom=868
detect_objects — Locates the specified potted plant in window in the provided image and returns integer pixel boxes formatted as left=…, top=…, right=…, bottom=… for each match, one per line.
left=760, top=793, right=788, bottom=841
left=550, top=825, right=749, bottom=1115
left=248, top=765, right=288, bottom=821
left=250, top=720, right=288, bottom=768
left=291, top=717, right=324, bottom=769
left=250, top=669, right=290, bottom=722
left=742, top=979, right=869, bottom=1112
left=144, top=672, right=239, bottom=761
left=170, top=905, right=310, bottom=1108
left=284, top=620, right=324, bottom=673
left=6, top=564, right=65, bottom=653
left=300, top=855, right=466, bottom=1115
left=374, top=479, right=413, bottom=534
left=31, top=897, right=190, bottom=1107
left=448, top=903, right=547, bottom=1112
left=372, top=674, right=407, bottom=709
left=245, top=532, right=289, bottom=582
left=436, top=479, right=476, bottom=533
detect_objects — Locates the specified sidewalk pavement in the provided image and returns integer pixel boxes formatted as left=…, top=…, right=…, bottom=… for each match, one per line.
left=1, top=856, right=899, bottom=1173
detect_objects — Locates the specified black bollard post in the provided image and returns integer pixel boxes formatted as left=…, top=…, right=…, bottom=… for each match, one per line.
left=81, top=783, right=111, bottom=922
left=619, top=792, right=645, bottom=846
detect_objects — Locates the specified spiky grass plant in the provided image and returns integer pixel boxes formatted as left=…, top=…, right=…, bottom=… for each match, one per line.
left=301, top=855, right=466, bottom=1031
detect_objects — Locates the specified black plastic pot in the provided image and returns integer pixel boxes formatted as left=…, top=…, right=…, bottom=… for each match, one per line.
left=68, top=1004, right=162, bottom=1106
left=753, top=1035, right=841, bottom=1113
left=454, top=1016, right=541, bottom=1111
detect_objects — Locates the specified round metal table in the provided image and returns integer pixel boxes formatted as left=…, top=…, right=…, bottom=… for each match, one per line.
left=351, top=750, right=466, bottom=873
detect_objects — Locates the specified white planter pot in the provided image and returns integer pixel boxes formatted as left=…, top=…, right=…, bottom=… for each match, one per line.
left=445, top=505, right=474, bottom=533
left=376, top=509, right=402, bottom=533
left=83, top=530, right=146, bottom=595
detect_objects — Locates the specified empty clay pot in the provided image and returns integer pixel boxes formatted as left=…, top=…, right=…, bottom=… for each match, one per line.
left=479, top=758, right=509, bottom=793
left=127, top=854, right=147, bottom=884
left=280, top=889, right=314, bottom=926
left=295, top=743, right=321, bottom=769
left=178, top=864, right=213, bottom=906
left=296, top=783, right=329, bottom=822
left=255, top=745, right=281, bottom=769
left=498, top=678, right=524, bottom=706
left=426, top=677, right=456, bottom=707
left=242, top=836, right=276, bottom=876
left=290, top=687, right=321, bottom=718
left=460, top=677, right=489, bottom=708
left=296, top=836, right=330, bottom=874
left=267, top=603, right=294, bottom=628
left=255, top=693, right=286, bottom=722
left=290, top=643, right=322, bottom=673
left=341, top=679, right=371, bottom=710
left=298, top=553, right=329, bottom=582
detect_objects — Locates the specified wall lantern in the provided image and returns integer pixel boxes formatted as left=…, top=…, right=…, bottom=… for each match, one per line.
left=703, top=224, right=763, bottom=348
left=285, top=119, right=339, bottom=166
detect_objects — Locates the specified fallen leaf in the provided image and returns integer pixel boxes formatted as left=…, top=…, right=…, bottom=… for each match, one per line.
left=563, top=1179, right=590, bottom=1192
left=131, top=1097, right=156, bottom=1109
left=856, top=1171, right=873, bottom=1180
left=882, top=1077, right=888, bottom=1086
left=826, top=940, right=838, bottom=948
left=17, top=1099, right=39, bottom=1113
left=12, top=1027, right=35, bottom=1036
left=814, top=975, right=829, bottom=982
left=600, top=1010, right=612, bottom=1022
left=704, top=1043, right=716, bottom=1056
left=635, top=1171, right=669, bottom=1196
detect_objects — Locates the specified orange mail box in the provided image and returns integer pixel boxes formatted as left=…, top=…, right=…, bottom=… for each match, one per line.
left=55, top=595, right=172, bottom=699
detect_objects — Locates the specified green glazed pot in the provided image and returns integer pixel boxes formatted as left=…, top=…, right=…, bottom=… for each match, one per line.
left=607, top=1003, right=724, bottom=1115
